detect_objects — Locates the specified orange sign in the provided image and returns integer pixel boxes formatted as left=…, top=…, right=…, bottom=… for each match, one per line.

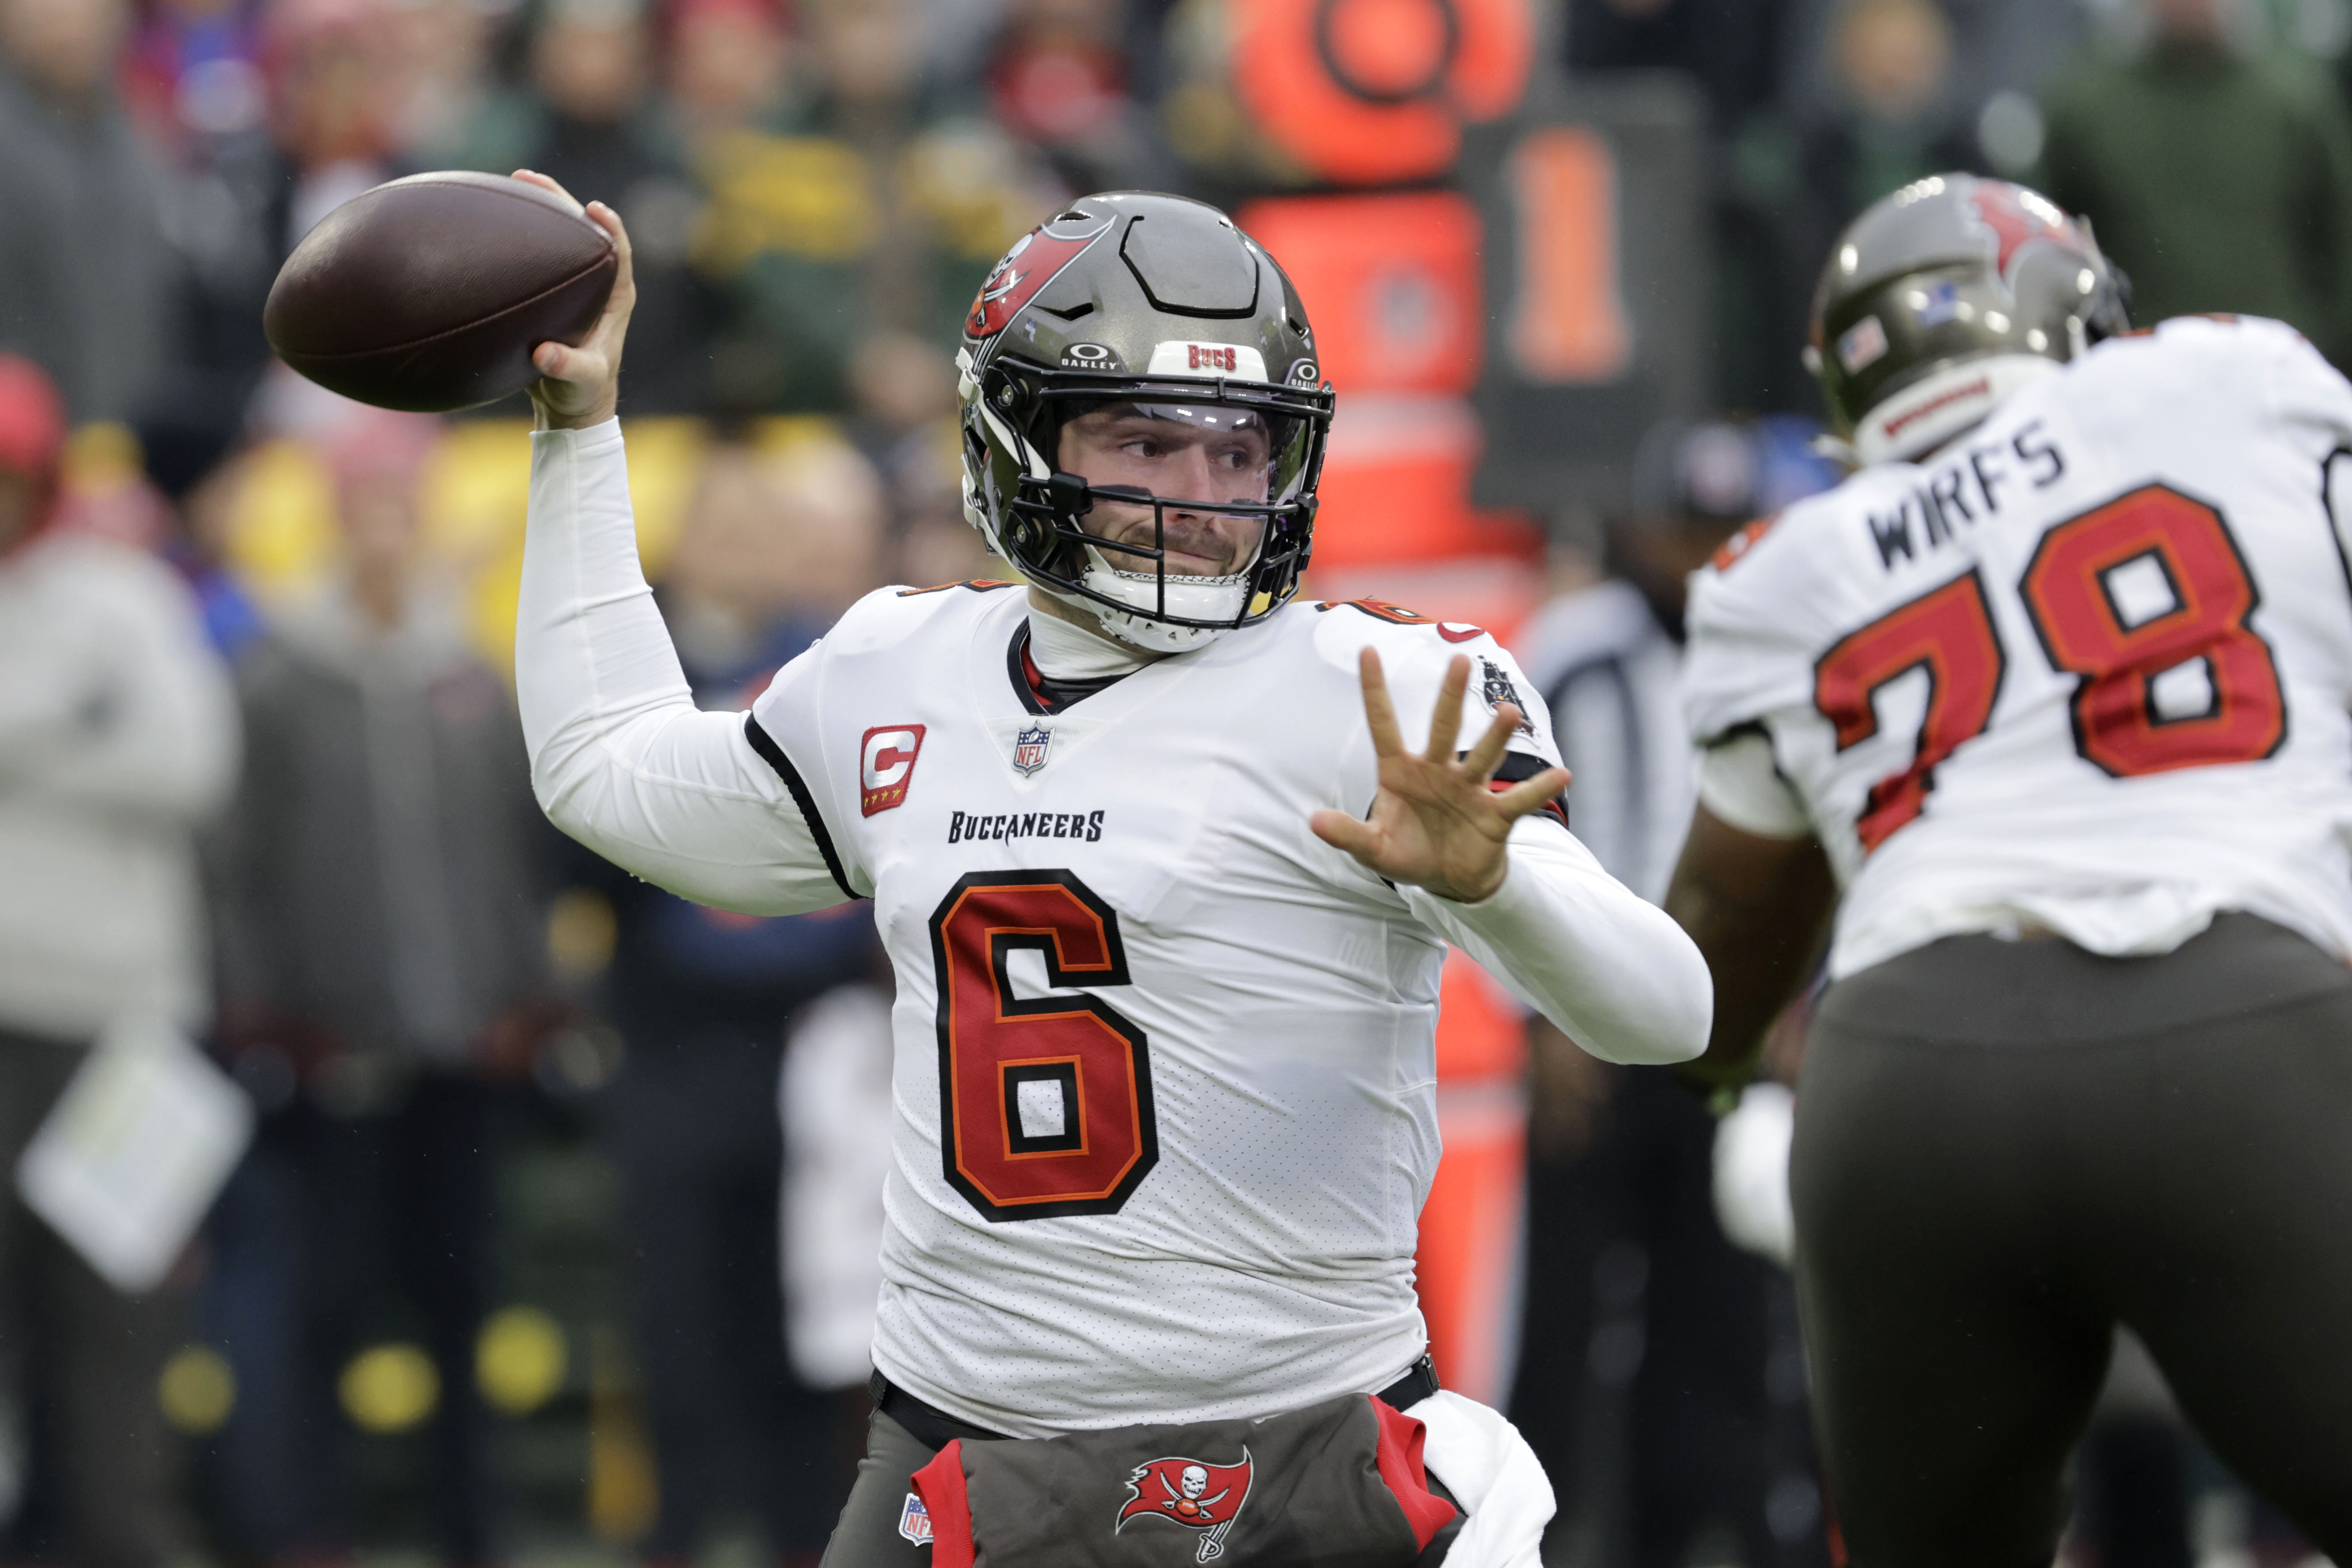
left=1507, top=126, right=1634, bottom=384
left=1230, top=0, right=1534, bottom=186
left=1239, top=192, right=1483, bottom=396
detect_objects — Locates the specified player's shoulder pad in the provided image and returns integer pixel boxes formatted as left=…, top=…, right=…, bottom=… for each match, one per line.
left=1688, top=478, right=1875, bottom=618
left=1305, top=596, right=1562, bottom=763
left=2088, top=311, right=2310, bottom=385
left=2065, top=313, right=2331, bottom=442
left=1683, top=485, right=1883, bottom=745
left=2185, top=312, right=2352, bottom=405
left=2117, top=311, right=2303, bottom=351
left=892, top=577, right=1025, bottom=600
left=1305, top=595, right=1501, bottom=680
left=819, top=577, right=1021, bottom=655
left=1683, top=472, right=1936, bottom=732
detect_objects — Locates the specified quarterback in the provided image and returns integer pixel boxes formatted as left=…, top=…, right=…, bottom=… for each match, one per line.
left=1668, top=174, right=2352, bottom=1565
left=510, top=175, right=1711, bottom=1561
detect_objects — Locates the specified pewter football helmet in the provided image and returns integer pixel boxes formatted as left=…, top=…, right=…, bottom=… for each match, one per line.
left=1807, top=174, right=2130, bottom=466
left=957, top=192, right=1334, bottom=652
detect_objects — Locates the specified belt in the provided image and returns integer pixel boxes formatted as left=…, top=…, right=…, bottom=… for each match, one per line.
left=871, top=1354, right=1442, bottom=1451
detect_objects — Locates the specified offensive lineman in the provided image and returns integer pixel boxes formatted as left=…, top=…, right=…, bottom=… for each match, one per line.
left=1667, top=173, right=2352, bottom=1565
left=509, top=176, right=1713, bottom=1561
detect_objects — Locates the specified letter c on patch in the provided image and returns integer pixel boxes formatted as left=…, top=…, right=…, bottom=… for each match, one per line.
left=859, top=725, right=926, bottom=816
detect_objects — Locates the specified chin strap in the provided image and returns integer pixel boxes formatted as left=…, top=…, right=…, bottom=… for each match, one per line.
left=990, top=450, right=1286, bottom=652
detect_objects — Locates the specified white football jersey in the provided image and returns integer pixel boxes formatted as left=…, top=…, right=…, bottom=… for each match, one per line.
left=513, top=420, right=1711, bottom=1438
left=1684, top=315, right=2352, bottom=979
left=752, top=583, right=1574, bottom=1434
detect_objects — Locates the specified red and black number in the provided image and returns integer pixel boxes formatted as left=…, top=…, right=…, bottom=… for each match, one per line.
left=2018, top=484, right=2284, bottom=777
left=928, top=870, right=1157, bottom=1222
left=1813, top=570, right=2005, bottom=852
left=1815, top=484, right=2290, bottom=855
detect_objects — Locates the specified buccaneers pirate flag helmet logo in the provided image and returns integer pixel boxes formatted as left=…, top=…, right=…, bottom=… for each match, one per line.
left=1116, top=1450, right=1253, bottom=1562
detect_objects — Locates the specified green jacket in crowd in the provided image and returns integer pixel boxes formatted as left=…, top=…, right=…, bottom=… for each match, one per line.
left=2038, top=40, right=2352, bottom=368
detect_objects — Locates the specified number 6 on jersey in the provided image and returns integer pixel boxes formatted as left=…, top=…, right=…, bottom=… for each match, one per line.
left=928, top=871, right=1158, bottom=1222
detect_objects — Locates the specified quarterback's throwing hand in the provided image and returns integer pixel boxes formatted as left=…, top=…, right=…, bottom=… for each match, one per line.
left=515, top=169, right=636, bottom=431
left=1311, top=649, right=1571, bottom=903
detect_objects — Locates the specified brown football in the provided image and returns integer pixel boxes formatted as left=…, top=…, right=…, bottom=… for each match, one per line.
left=263, top=171, right=618, bottom=413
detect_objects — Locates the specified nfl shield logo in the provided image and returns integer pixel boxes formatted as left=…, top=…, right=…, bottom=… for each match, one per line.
left=1013, top=723, right=1053, bottom=776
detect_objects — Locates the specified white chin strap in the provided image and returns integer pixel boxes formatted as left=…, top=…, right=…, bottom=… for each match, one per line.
left=1071, top=552, right=1252, bottom=653
left=1853, top=354, right=2060, bottom=466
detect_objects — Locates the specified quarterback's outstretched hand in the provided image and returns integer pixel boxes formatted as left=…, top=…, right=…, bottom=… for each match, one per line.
left=1312, top=649, right=1571, bottom=903
left=516, top=169, right=636, bottom=431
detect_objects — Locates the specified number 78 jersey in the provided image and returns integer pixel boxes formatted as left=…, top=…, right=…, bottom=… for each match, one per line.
left=1683, top=315, right=2352, bottom=980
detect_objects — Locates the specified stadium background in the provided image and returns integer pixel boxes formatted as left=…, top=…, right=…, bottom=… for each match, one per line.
left=1, top=0, right=2348, bottom=1563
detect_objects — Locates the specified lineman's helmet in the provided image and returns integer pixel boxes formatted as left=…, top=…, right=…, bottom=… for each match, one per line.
left=956, top=192, right=1334, bottom=653
left=1807, top=174, right=2129, bottom=467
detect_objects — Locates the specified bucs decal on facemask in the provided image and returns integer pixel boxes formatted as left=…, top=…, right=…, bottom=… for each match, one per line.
left=1116, top=1450, right=1252, bottom=1562
left=967, top=220, right=1115, bottom=339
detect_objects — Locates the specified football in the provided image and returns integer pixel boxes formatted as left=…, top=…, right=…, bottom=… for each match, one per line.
left=263, top=171, right=618, bottom=414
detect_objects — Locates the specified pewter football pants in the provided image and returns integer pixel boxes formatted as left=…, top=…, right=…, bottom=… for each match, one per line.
left=1793, top=913, right=2352, bottom=1568
left=822, top=1410, right=945, bottom=1568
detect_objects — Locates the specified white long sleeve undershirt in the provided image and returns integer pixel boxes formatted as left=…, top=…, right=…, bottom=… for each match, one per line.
left=1401, top=823, right=1709, bottom=1065
left=517, top=421, right=1709, bottom=1066
left=518, top=419, right=851, bottom=915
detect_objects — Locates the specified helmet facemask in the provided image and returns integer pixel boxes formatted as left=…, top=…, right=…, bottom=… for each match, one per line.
left=963, top=357, right=1330, bottom=653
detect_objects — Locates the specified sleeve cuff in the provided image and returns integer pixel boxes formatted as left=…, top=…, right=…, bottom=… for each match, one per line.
left=530, top=417, right=624, bottom=452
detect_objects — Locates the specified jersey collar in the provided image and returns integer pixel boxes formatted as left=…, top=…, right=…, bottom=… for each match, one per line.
left=1006, top=621, right=1135, bottom=715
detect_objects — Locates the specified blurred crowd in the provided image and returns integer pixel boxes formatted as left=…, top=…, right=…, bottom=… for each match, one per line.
left=6, top=0, right=2352, bottom=443
left=2, top=0, right=2351, bottom=1564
